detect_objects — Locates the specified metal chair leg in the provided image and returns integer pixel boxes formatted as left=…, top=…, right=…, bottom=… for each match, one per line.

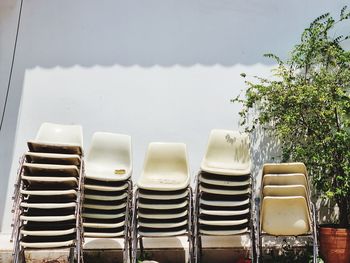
left=139, top=237, right=145, bottom=260
left=198, top=235, right=202, bottom=263
left=131, top=189, right=139, bottom=263
left=312, top=203, right=318, bottom=263
left=193, top=173, right=201, bottom=263
left=122, top=180, right=132, bottom=263
left=187, top=187, right=194, bottom=263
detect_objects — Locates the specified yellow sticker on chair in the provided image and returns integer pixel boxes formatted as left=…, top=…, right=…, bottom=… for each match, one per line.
left=114, top=169, right=126, bottom=175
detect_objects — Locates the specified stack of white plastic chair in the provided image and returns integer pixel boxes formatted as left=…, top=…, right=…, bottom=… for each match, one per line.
left=12, top=122, right=84, bottom=263
left=83, top=132, right=133, bottom=261
left=132, top=142, right=193, bottom=263
left=258, top=162, right=317, bottom=262
left=194, top=129, right=254, bottom=262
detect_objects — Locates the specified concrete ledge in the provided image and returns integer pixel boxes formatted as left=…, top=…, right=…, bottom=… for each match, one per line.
left=1, top=234, right=253, bottom=263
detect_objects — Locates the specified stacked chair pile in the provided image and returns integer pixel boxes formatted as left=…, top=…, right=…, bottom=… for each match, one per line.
left=12, top=122, right=84, bottom=263
left=194, top=129, right=254, bottom=262
left=132, top=142, right=193, bottom=263
left=83, top=132, right=133, bottom=261
left=257, top=162, right=318, bottom=262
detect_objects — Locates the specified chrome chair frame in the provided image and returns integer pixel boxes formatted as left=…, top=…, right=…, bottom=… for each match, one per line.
left=11, top=154, right=85, bottom=263
left=132, top=187, right=194, bottom=263
left=193, top=171, right=256, bottom=263
left=256, top=175, right=318, bottom=263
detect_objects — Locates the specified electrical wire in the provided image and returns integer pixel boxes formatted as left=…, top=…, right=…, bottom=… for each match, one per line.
left=0, top=0, right=24, bottom=132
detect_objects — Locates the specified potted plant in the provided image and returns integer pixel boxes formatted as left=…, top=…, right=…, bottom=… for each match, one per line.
left=233, top=7, right=350, bottom=263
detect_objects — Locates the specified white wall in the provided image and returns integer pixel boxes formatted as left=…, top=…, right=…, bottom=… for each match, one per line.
left=1, top=0, right=349, bottom=233
left=0, top=0, right=22, bottom=232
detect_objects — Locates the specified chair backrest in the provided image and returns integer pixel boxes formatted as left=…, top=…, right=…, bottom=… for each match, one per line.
left=263, top=185, right=307, bottom=198
left=143, top=142, right=189, bottom=176
left=86, top=132, right=132, bottom=170
left=262, top=173, right=308, bottom=187
left=34, top=122, right=83, bottom=147
left=261, top=196, right=311, bottom=236
left=263, top=162, right=308, bottom=177
left=138, top=142, right=190, bottom=190
left=201, top=129, right=251, bottom=175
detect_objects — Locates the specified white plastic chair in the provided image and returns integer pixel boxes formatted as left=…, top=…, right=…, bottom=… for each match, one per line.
left=260, top=196, right=311, bottom=236
left=27, top=122, right=83, bottom=154
left=194, top=129, right=254, bottom=263
left=85, top=132, right=132, bottom=181
left=257, top=163, right=318, bottom=263
left=133, top=142, right=193, bottom=263
left=83, top=132, right=133, bottom=262
left=137, top=142, right=190, bottom=191
left=12, top=123, right=84, bottom=263
left=201, top=129, right=251, bottom=175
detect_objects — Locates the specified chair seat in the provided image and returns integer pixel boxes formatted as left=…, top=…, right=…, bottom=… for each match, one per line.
left=200, top=174, right=250, bottom=187
left=83, top=202, right=126, bottom=210
left=138, top=228, right=187, bottom=237
left=20, top=189, right=77, bottom=197
left=20, top=214, right=76, bottom=222
left=263, top=163, right=307, bottom=176
left=82, top=212, right=125, bottom=219
left=261, top=196, right=311, bottom=236
left=20, top=234, right=75, bottom=248
left=200, top=164, right=251, bottom=176
left=84, top=231, right=124, bottom=238
left=262, top=173, right=307, bottom=187
left=84, top=192, right=127, bottom=201
left=138, top=189, right=188, bottom=200
left=199, top=218, right=248, bottom=226
left=84, top=183, right=128, bottom=192
left=85, top=166, right=131, bottom=182
left=21, top=176, right=78, bottom=187
left=23, top=163, right=79, bottom=177
left=199, top=228, right=248, bottom=236
left=263, top=185, right=307, bottom=198
left=28, top=141, right=82, bottom=155
left=20, top=228, right=75, bottom=236
left=138, top=219, right=188, bottom=229
left=137, top=173, right=189, bottom=191
left=83, top=221, right=125, bottom=229
left=200, top=208, right=249, bottom=216
left=21, top=239, right=74, bottom=248
left=200, top=185, right=249, bottom=195
left=21, top=202, right=76, bottom=209
left=25, top=152, right=81, bottom=166
left=138, top=200, right=188, bottom=210
left=200, top=197, right=249, bottom=207
left=138, top=209, right=188, bottom=220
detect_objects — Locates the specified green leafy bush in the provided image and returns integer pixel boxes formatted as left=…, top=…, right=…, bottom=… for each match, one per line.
left=233, top=7, right=350, bottom=227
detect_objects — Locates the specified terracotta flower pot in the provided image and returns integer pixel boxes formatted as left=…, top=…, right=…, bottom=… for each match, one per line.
left=319, top=225, right=350, bottom=263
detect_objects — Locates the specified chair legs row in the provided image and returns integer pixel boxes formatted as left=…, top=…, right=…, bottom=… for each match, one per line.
left=11, top=174, right=318, bottom=262
left=132, top=187, right=194, bottom=263
left=12, top=153, right=84, bottom=263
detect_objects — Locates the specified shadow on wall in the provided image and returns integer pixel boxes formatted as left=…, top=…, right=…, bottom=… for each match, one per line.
left=250, top=126, right=281, bottom=192
left=12, top=0, right=348, bottom=68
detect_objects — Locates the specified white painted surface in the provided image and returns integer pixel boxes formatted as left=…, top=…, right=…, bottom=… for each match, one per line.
left=0, top=0, right=22, bottom=234
left=0, top=0, right=349, bottom=237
